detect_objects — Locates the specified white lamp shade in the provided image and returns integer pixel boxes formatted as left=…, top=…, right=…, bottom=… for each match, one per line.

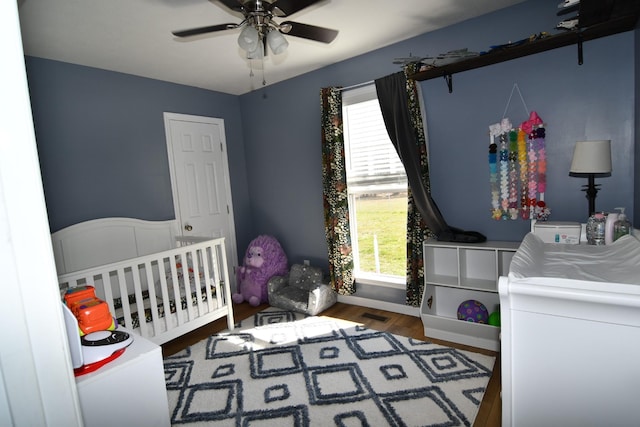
left=267, top=29, right=288, bottom=54
left=246, top=42, right=263, bottom=60
left=238, top=25, right=259, bottom=52
left=570, top=140, right=612, bottom=174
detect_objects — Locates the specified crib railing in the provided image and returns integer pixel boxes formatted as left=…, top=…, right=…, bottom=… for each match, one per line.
left=58, top=237, right=234, bottom=344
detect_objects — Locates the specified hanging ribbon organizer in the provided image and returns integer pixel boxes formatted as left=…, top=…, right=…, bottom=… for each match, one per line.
left=488, top=84, right=550, bottom=221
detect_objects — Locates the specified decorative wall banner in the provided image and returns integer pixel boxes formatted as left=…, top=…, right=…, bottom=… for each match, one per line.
left=488, top=86, right=550, bottom=221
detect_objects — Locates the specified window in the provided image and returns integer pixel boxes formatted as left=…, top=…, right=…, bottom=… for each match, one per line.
left=342, top=85, right=407, bottom=286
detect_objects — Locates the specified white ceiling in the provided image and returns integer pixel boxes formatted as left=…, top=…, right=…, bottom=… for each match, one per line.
left=17, top=0, right=524, bottom=96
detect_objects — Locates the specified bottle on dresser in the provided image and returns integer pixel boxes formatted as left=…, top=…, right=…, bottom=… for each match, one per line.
left=604, top=211, right=618, bottom=245
left=586, top=212, right=606, bottom=245
left=613, top=207, right=632, bottom=241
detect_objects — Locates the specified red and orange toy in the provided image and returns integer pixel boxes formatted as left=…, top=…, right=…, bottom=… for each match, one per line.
left=64, top=285, right=115, bottom=335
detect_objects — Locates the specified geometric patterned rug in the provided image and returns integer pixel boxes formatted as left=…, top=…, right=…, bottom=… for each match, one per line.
left=164, top=308, right=495, bottom=426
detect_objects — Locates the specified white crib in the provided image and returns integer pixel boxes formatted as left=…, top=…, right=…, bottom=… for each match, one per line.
left=54, top=218, right=235, bottom=344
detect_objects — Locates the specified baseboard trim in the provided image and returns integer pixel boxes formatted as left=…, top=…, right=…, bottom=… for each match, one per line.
left=337, top=295, right=420, bottom=317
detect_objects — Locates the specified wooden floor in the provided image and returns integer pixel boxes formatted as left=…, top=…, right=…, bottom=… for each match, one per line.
left=161, top=302, right=501, bottom=427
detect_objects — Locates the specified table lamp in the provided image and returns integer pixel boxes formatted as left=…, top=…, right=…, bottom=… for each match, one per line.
left=569, top=140, right=612, bottom=217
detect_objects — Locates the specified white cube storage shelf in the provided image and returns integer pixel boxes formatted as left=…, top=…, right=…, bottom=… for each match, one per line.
left=421, top=240, right=520, bottom=351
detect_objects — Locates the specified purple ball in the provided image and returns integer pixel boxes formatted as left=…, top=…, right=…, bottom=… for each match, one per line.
left=457, top=300, right=489, bottom=324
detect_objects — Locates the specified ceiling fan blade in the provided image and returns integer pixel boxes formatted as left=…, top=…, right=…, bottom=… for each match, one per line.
left=172, top=23, right=238, bottom=38
left=281, top=21, right=338, bottom=43
left=273, top=0, right=323, bottom=16
left=216, top=0, right=244, bottom=13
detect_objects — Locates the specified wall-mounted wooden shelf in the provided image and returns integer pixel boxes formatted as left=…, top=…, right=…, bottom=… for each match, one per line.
left=408, top=14, right=639, bottom=90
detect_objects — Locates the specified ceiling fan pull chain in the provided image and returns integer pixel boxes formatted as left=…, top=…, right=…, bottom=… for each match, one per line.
left=249, top=59, right=255, bottom=78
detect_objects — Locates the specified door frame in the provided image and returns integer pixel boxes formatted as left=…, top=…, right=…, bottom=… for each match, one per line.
left=163, top=112, right=239, bottom=282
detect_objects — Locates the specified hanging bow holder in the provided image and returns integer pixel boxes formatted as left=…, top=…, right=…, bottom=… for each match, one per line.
left=488, top=84, right=550, bottom=221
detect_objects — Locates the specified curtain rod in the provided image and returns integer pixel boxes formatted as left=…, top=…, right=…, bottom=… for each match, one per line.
left=336, top=80, right=374, bottom=92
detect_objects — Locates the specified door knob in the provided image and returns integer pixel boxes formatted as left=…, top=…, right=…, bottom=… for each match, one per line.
left=184, top=224, right=193, bottom=231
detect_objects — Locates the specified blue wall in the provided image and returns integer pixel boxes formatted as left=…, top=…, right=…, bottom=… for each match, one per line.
left=26, top=0, right=637, bottom=270
left=26, top=57, right=254, bottom=251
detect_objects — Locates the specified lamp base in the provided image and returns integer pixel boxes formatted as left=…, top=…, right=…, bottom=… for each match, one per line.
left=581, top=174, right=600, bottom=217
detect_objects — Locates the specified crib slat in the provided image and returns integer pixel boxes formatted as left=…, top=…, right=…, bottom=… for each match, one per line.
left=220, top=239, right=234, bottom=330
left=98, top=272, right=116, bottom=318
left=189, top=247, right=205, bottom=318
left=156, top=256, right=173, bottom=332
left=143, top=259, right=163, bottom=338
left=201, top=246, right=214, bottom=313
left=116, top=269, right=134, bottom=331
left=167, top=254, right=186, bottom=327
left=131, top=264, right=149, bottom=339
left=179, top=248, right=196, bottom=322
left=210, top=244, right=223, bottom=309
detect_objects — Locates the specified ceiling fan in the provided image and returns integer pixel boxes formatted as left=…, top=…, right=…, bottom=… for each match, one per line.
left=172, top=0, right=339, bottom=58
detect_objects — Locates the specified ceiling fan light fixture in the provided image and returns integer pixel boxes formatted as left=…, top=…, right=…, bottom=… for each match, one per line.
left=173, top=0, right=338, bottom=65
left=238, top=25, right=259, bottom=52
left=267, top=29, right=288, bottom=55
left=246, top=42, right=264, bottom=60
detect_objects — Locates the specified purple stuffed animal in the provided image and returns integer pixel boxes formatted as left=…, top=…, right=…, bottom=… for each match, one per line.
left=232, top=235, right=288, bottom=306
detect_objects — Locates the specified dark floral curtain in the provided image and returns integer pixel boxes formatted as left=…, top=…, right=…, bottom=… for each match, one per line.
left=320, top=87, right=355, bottom=295
left=375, top=65, right=435, bottom=306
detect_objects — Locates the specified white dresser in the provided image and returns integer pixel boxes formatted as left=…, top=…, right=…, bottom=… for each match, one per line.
left=75, top=329, right=170, bottom=427
left=499, top=233, right=640, bottom=427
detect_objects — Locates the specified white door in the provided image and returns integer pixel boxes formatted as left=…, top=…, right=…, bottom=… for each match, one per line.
left=163, top=113, right=238, bottom=285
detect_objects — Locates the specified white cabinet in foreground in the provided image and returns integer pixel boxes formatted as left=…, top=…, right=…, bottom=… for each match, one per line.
left=420, top=240, right=519, bottom=351
left=75, top=329, right=170, bottom=427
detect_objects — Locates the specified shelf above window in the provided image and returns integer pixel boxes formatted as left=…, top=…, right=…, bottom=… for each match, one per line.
left=408, top=14, right=639, bottom=87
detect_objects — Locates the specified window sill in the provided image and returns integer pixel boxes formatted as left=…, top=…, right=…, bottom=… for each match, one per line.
left=354, top=274, right=405, bottom=290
